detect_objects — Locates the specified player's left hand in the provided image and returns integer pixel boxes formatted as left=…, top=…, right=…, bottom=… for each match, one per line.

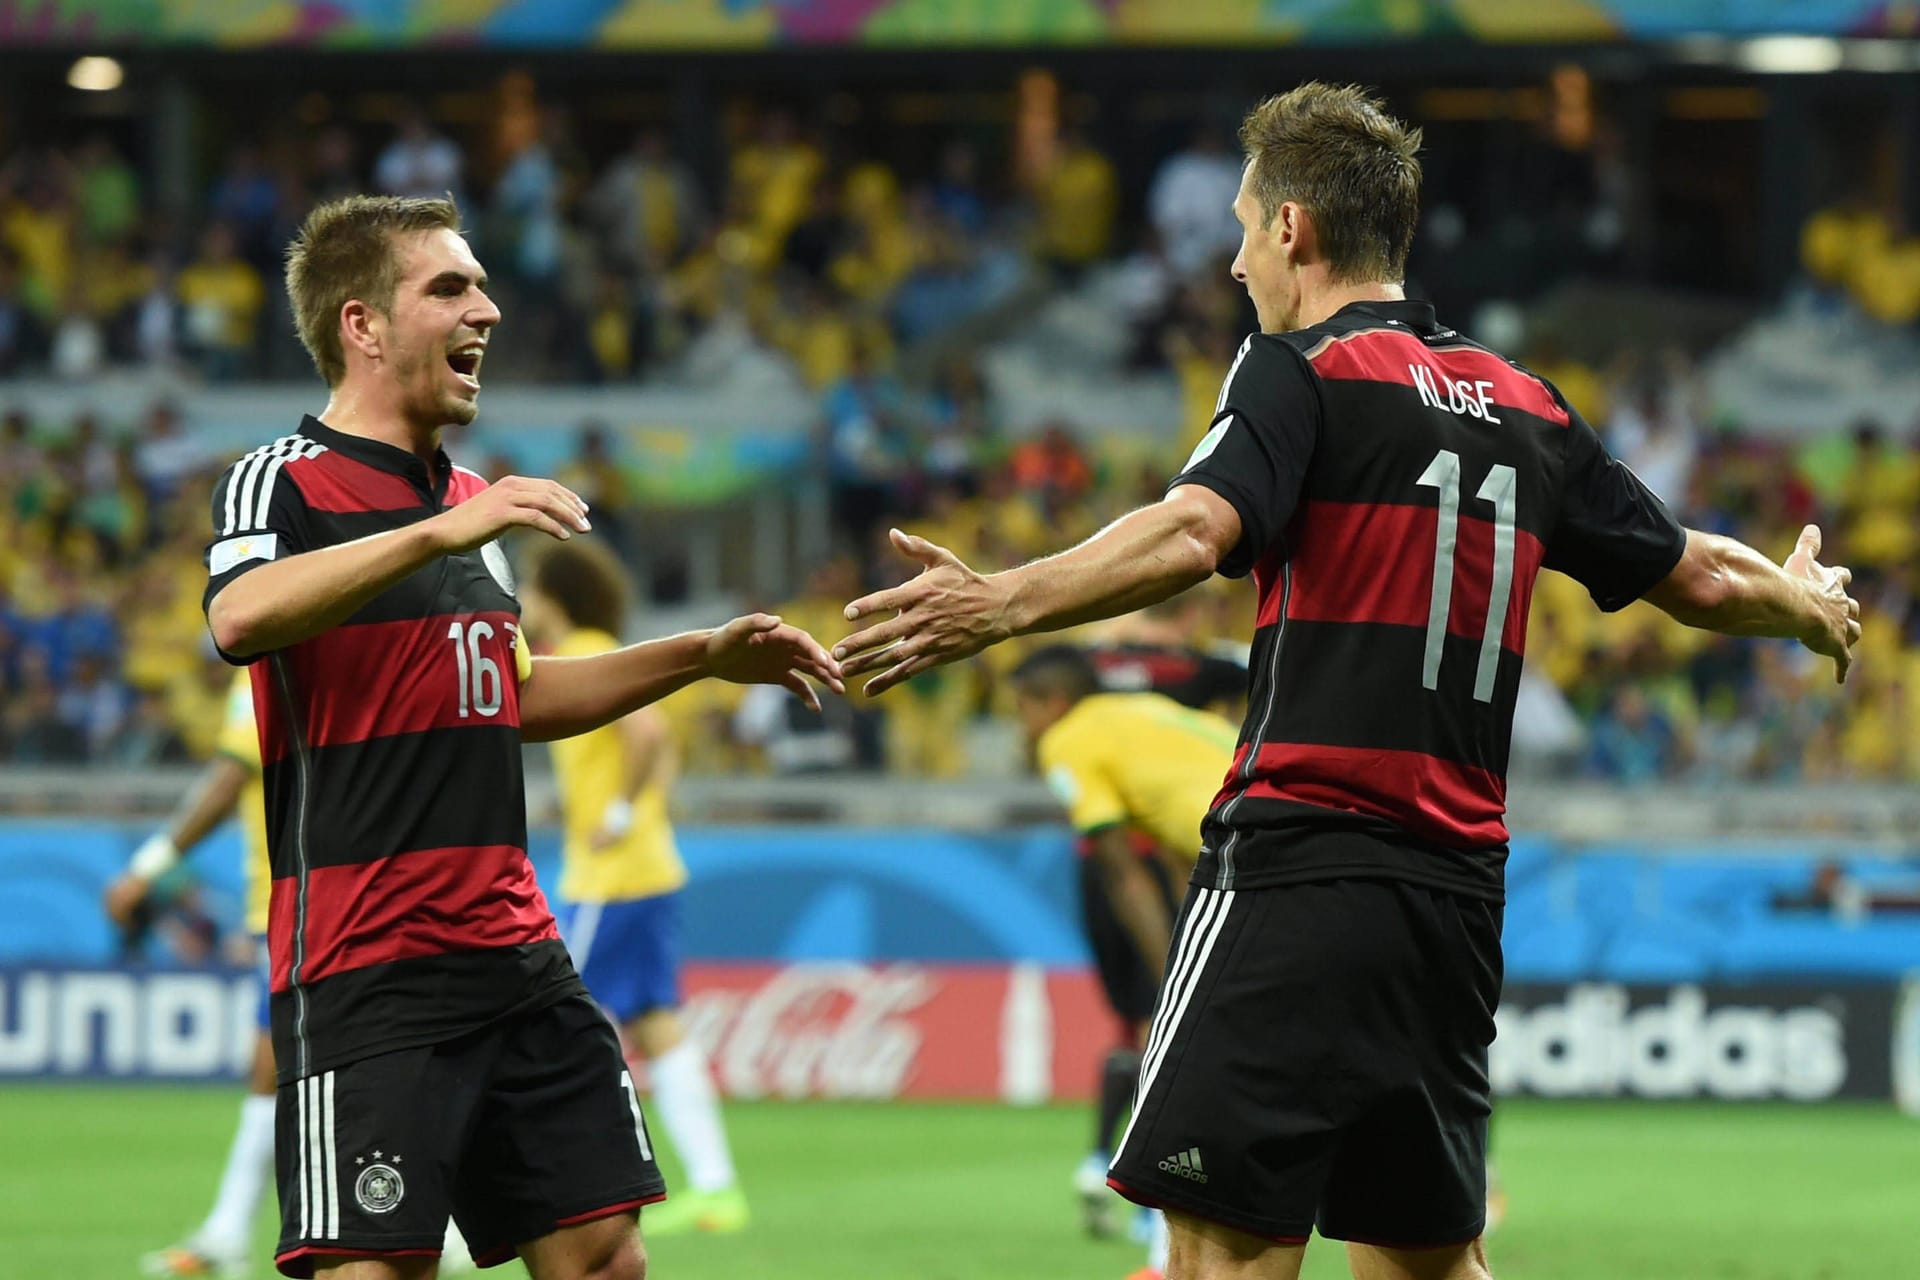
left=834, top=528, right=1012, bottom=696
left=705, top=614, right=845, bottom=711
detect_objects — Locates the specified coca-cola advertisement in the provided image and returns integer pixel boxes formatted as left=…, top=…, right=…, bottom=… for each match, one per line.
left=678, top=962, right=1118, bottom=1102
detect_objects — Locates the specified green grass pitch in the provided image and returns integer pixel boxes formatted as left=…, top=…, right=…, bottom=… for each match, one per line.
left=0, top=1087, right=1913, bottom=1279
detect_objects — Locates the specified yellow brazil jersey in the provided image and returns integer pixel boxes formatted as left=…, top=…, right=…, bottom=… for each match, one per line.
left=1037, top=692, right=1238, bottom=870
left=214, top=670, right=271, bottom=936
left=548, top=628, right=688, bottom=904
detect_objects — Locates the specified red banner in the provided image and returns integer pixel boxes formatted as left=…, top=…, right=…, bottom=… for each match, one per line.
left=678, top=963, right=1117, bottom=1101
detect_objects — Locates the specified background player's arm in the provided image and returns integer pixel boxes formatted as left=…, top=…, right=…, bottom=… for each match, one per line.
left=592, top=707, right=672, bottom=849
left=1643, top=525, right=1860, bottom=682
left=1088, top=826, right=1174, bottom=982
left=103, top=755, right=252, bottom=927
left=209, top=475, right=590, bottom=659
left=837, top=487, right=1243, bottom=694
left=521, top=615, right=843, bottom=743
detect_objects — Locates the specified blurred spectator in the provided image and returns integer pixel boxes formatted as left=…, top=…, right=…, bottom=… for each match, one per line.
left=176, top=223, right=265, bottom=381
left=209, top=142, right=284, bottom=268
left=375, top=107, right=466, bottom=206
left=1148, top=127, right=1242, bottom=276
left=1008, top=421, right=1095, bottom=510
left=931, top=141, right=988, bottom=238
left=310, top=126, right=362, bottom=205
left=72, top=135, right=139, bottom=246
left=1586, top=686, right=1679, bottom=783
left=133, top=402, right=209, bottom=499
left=3, top=647, right=87, bottom=763
left=1036, top=127, right=1117, bottom=274
left=0, top=246, right=44, bottom=373
left=589, top=130, right=703, bottom=273
left=130, top=252, right=184, bottom=369
left=821, top=338, right=910, bottom=540
left=56, top=651, right=130, bottom=758
left=107, top=688, right=192, bottom=765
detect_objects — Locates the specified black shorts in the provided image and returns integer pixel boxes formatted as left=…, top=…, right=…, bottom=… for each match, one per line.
left=1108, top=878, right=1501, bottom=1248
left=1079, top=846, right=1179, bottom=1027
left=273, top=992, right=665, bottom=1277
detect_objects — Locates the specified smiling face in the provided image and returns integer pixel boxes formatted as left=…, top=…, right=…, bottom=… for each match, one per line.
left=1229, top=161, right=1303, bottom=335
left=374, top=228, right=498, bottom=429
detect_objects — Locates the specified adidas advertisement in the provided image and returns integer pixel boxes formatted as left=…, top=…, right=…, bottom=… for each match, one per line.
left=1493, top=983, right=1899, bottom=1102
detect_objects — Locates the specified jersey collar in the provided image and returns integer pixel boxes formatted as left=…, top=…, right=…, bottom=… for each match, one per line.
left=1338, top=298, right=1440, bottom=334
left=299, top=414, right=453, bottom=490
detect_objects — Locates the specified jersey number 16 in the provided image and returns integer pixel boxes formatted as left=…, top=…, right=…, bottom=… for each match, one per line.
left=447, top=619, right=503, bottom=718
left=1416, top=449, right=1517, bottom=705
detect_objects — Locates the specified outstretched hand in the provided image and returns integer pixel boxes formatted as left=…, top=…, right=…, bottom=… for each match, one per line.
left=706, top=614, right=845, bottom=711
left=1784, top=524, right=1861, bottom=684
left=833, top=528, right=1012, bottom=696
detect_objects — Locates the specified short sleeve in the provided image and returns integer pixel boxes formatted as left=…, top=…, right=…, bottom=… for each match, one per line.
left=1039, top=729, right=1127, bottom=835
left=203, top=451, right=312, bottom=661
left=1167, top=335, right=1321, bottom=578
left=1544, top=403, right=1688, bottom=612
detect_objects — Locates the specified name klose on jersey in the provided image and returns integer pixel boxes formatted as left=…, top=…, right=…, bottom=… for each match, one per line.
left=1410, top=362, right=1503, bottom=424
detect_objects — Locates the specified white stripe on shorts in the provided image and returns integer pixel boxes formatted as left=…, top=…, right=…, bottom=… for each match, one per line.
left=1112, top=887, right=1236, bottom=1167
left=322, top=1070, right=339, bottom=1240
left=306, top=1074, right=325, bottom=1242
left=295, top=1076, right=310, bottom=1239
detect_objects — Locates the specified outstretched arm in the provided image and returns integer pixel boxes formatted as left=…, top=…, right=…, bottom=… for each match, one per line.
left=1643, top=524, right=1860, bottom=683
left=835, top=485, right=1243, bottom=695
left=520, top=614, right=844, bottom=743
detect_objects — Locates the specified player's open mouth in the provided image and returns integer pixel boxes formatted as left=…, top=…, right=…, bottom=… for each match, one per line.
left=447, top=345, right=484, bottom=389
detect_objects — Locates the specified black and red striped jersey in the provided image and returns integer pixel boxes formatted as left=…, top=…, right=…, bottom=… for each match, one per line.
left=202, top=416, right=581, bottom=1083
left=1088, top=643, right=1248, bottom=718
left=1173, top=300, right=1685, bottom=900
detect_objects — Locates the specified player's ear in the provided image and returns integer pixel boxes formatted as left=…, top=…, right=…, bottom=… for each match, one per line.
left=339, top=298, right=383, bottom=364
left=1277, top=201, right=1312, bottom=264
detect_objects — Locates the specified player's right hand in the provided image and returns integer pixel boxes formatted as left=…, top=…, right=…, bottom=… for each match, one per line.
left=1785, top=524, right=1861, bottom=684
left=430, top=475, right=591, bottom=553
left=104, top=872, right=152, bottom=928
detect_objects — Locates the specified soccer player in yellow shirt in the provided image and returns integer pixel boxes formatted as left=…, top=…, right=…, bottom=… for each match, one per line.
left=521, top=540, right=747, bottom=1236
left=1009, top=644, right=1236, bottom=1262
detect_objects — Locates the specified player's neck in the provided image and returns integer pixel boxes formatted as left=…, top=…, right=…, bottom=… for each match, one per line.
left=1292, top=277, right=1406, bottom=332
left=317, top=383, right=445, bottom=465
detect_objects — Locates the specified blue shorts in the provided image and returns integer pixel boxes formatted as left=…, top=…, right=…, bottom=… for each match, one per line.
left=558, top=893, right=683, bottom=1024
left=252, top=933, right=271, bottom=1032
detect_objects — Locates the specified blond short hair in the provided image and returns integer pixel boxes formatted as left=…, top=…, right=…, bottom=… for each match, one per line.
left=284, top=194, right=461, bottom=386
left=1239, top=83, right=1423, bottom=283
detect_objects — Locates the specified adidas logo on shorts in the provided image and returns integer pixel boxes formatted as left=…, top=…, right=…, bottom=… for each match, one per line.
left=1158, top=1147, right=1208, bottom=1183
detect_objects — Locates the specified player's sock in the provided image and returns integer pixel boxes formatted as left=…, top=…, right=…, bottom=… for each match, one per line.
left=1096, top=1048, right=1141, bottom=1155
left=194, top=1094, right=277, bottom=1255
left=650, top=1041, right=738, bottom=1193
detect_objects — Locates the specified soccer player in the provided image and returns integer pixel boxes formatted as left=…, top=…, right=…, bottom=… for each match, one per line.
left=519, top=539, right=749, bottom=1237
left=834, top=84, right=1859, bottom=1280
left=202, top=194, right=840, bottom=1280
left=1010, top=645, right=1234, bottom=1269
left=108, top=670, right=274, bottom=1280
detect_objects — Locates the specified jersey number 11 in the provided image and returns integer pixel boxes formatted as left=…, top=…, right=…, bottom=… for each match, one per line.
left=1416, top=449, right=1517, bottom=705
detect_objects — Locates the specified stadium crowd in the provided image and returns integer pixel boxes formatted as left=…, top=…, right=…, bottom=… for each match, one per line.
left=2, top=105, right=1916, bottom=782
